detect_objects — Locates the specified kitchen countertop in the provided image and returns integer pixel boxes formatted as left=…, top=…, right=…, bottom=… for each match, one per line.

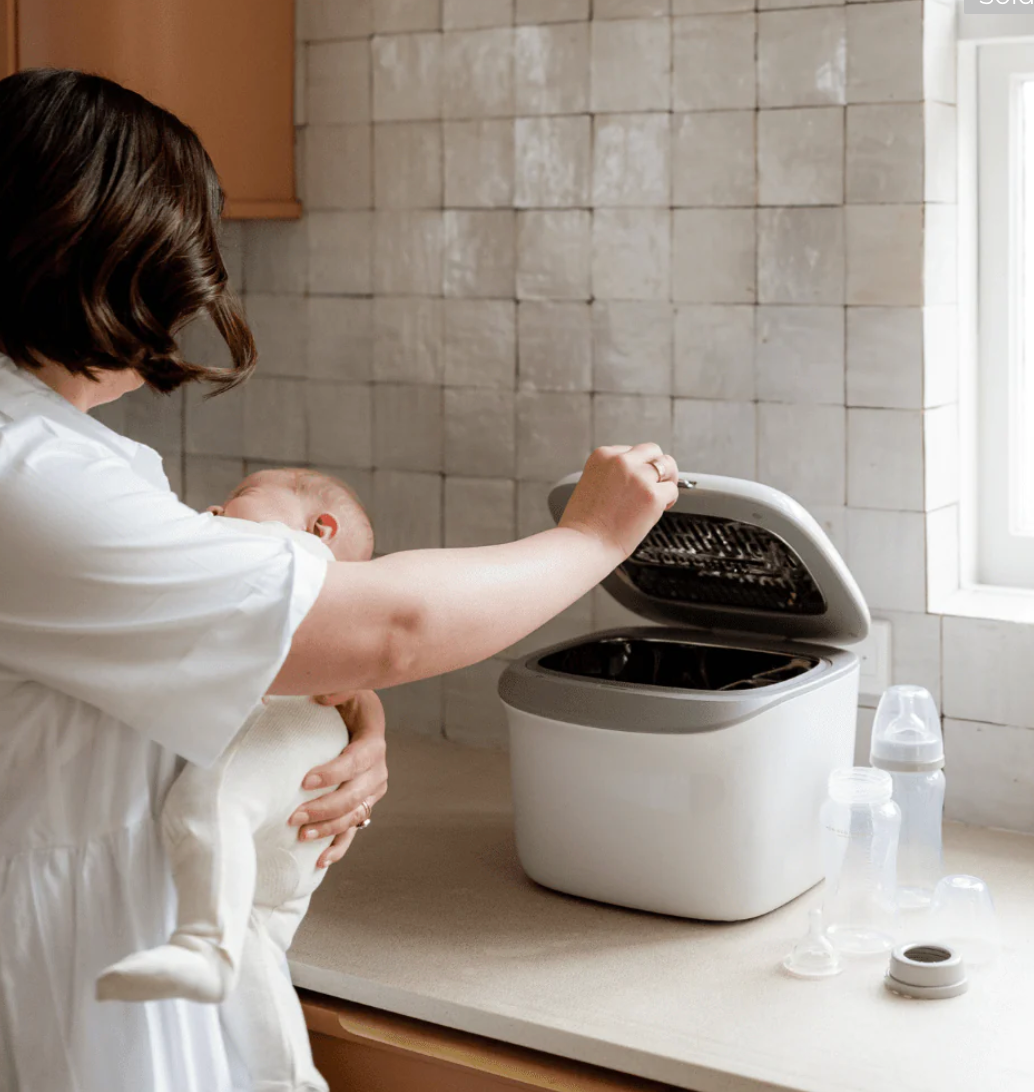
left=289, top=735, right=1034, bottom=1092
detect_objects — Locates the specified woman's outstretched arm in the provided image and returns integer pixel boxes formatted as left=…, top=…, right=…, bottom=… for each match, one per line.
left=271, top=444, right=679, bottom=697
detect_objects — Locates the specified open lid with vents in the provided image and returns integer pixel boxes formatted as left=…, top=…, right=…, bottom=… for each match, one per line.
left=548, top=471, right=870, bottom=644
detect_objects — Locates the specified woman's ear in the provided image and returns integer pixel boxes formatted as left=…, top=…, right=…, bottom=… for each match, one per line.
left=313, top=512, right=339, bottom=543
left=206, top=505, right=225, bottom=516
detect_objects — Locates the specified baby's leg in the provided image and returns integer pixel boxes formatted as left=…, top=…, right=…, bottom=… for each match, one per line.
left=220, top=899, right=328, bottom=1092
left=97, top=758, right=258, bottom=1004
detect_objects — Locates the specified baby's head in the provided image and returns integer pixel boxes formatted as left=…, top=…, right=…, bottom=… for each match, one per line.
left=210, top=468, right=374, bottom=562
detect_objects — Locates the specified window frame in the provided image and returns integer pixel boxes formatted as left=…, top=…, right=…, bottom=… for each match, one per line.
left=974, top=39, right=1034, bottom=587
left=941, top=16, right=1034, bottom=620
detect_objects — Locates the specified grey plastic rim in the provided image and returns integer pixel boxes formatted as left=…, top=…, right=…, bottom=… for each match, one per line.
left=549, top=471, right=871, bottom=645
left=885, top=975, right=969, bottom=1000
left=498, top=626, right=859, bottom=735
left=871, top=756, right=946, bottom=774
left=884, top=944, right=968, bottom=1000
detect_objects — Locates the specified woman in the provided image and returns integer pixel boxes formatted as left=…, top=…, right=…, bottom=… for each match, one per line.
left=0, top=70, right=679, bottom=1091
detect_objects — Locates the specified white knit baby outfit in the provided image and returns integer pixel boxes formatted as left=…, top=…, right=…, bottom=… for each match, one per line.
left=97, top=524, right=346, bottom=1092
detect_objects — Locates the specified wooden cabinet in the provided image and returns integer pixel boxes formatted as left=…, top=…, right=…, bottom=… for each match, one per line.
left=7, top=0, right=298, bottom=219
left=301, top=991, right=686, bottom=1092
left=1, top=0, right=14, bottom=79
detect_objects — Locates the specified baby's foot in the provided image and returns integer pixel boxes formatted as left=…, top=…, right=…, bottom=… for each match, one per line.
left=96, top=942, right=233, bottom=1004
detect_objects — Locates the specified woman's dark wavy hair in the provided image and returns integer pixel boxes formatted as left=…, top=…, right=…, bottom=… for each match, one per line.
left=0, top=68, right=255, bottom=393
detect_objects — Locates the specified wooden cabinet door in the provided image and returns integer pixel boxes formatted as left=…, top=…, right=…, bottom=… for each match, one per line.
left=16, top=0, right=299, bottom=219
left=0, top=0, right=15, bottom=79
left=302, top=992, right=686, bottom=1092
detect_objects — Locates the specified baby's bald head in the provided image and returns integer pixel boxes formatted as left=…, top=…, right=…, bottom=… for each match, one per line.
left=216, top=468, right=374, bottom=561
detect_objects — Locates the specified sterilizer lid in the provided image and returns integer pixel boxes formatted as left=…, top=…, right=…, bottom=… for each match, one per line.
left=548, top=471, right=870, bottom=644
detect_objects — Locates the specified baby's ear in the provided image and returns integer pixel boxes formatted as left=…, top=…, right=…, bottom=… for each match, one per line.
left=206, top=505, right=225, bottom=516
left=313, top=511, right=339, bottom=543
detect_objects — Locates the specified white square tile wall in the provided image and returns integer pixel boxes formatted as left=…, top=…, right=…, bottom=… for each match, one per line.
left=516, top=211, right=592, bottom=301
left=372, top=34, right=442, bottom=121
left=592, top=114, right=671, bottom=209
left=442, top=28, right=515, bottom=120
left=757, top=403, right=846, bottom=506
left=757, top=8, right=846, bottom=109
left=846, top=205, right=923, bottom=306
left=374, top=0, right=441, bottom=35
left=757, top=208, right=844, bottom=305
left=755, top=307, right=844, bottom=405
left=847, top=1, right=923, bottom=106
left=444, top=477, right=516, bottom=547
left=592, top=209, right=671, bottom=302
left=516, top=0, right=588, bottom=25
left=375, top=122, right=444, bottom=209
left=591, top=19, right=671, bottom=113
left=515, top=116, right=591, bottom=209
left=675, top=306, right=755, bottom=401
left=593, top=394, right=673, bottom=451
left=444, top=121, right=514, bottom=208
left=515, top=24, right=589, bottom=116
left=444, top=388, right=516, bottom=477
left=757, top=108, right=844, bottom=207
left=673, top=209, right=756, bottom=304
left=592, top=302, right=673, bottom=395
left=146, top=2, right=1034, bottom=806
left=443, top=300, right=516, bottom=388
left=443, top=0, right=512, bottom=31
left=517, top=302, right=592, bottom=391
left=673, top=14, right=756, bottom=112
left=374, top=383, right=444, bottom=471
left=373, top=298, right=442, bottom=384
left=671, top=111, right=755, bottom=209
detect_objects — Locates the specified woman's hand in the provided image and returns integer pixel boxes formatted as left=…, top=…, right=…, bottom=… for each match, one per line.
left=288, top=689, right=388, bottom=868
left=559, top=443, right=680, bottom=559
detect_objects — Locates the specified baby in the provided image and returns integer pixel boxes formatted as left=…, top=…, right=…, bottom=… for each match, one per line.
left=97, top=467, right=375, bottom=1092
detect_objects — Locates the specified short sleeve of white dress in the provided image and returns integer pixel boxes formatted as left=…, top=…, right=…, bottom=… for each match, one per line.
left=0, top=417, right=328, bottom=767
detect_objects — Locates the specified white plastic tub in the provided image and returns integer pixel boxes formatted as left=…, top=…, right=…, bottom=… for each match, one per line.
left=499, top=473, right=869, bottom=922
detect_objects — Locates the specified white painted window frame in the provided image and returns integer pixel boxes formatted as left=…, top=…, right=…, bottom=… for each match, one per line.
left=975, top=39, right=1034, bottom=585
left=938, top=11, right=1034, bottom=621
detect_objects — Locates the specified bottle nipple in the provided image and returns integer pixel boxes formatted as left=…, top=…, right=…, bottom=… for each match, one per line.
left=782, top=908, right=843, bottom=979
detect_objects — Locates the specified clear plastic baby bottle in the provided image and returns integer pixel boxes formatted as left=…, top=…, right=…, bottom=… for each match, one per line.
left=870, top=685, right=946, bottom=909
left=820, top=767, right=901, bottom=955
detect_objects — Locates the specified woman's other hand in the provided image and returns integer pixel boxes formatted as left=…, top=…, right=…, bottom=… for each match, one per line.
left=288, top=689, right=388, bottom=868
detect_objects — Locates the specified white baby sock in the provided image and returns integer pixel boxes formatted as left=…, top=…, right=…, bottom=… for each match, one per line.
left=96, top=940, right=234, bottom=1004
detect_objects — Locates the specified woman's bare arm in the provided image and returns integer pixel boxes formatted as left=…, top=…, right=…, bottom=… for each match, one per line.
left=270, top=445, right=679, bottom=697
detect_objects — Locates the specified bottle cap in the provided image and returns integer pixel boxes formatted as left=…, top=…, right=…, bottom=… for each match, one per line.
left=930, top=874, right=1001, bottom=967
left=885, top=943, right=968, bottom=999
left=870, top=685, right=945, bottom=773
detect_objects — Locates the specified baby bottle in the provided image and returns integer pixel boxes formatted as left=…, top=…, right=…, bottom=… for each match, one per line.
left=870, top=685, right=946, bottom=909
left=820, top=767, right=901, bottom=955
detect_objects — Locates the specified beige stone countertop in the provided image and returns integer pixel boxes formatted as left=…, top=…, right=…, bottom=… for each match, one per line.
left=289, top=735, right=1034, bottom=1092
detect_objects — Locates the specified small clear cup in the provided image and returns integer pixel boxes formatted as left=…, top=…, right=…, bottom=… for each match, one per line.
left=928, top=874, right=1001, bottom=967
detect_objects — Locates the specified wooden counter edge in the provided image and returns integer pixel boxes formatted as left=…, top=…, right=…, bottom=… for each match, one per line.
left=300, top=988, right=688, bottom=1092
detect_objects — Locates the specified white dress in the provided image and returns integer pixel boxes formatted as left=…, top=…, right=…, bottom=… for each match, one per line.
left=0, top=358, right=328, bottom=1092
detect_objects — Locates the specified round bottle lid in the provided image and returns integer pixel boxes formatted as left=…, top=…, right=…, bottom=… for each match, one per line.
left=885, top=943, right=968, bottom=1000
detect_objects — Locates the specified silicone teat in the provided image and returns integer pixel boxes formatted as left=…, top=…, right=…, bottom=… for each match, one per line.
left=870, top=685, right=944, bottom=771
left=782, top=908, right=843, bottom=979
